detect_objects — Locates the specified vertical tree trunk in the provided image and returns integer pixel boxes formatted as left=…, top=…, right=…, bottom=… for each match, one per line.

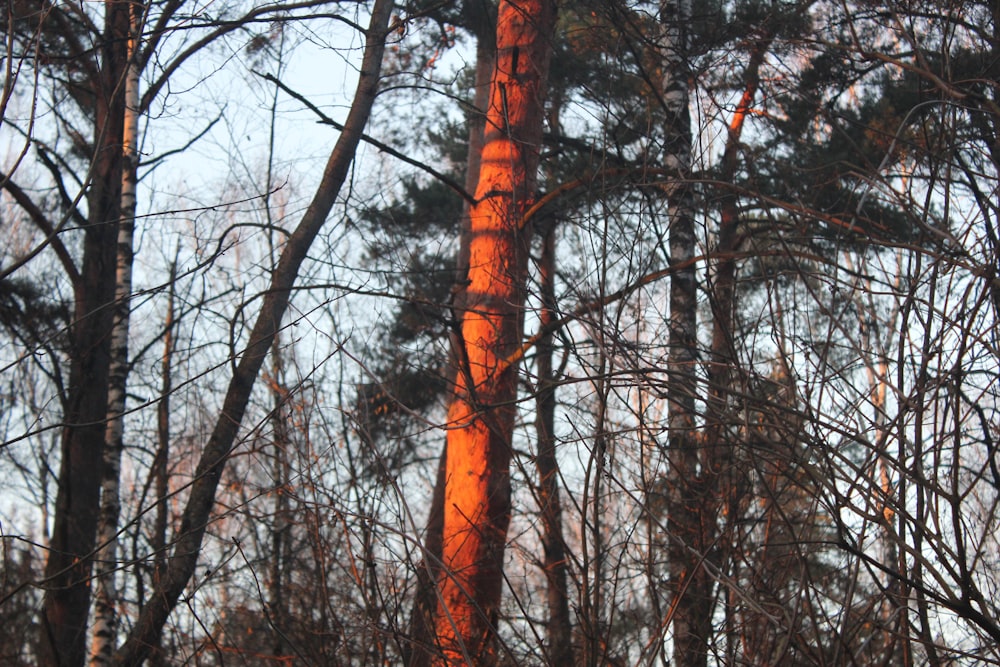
left=536, top=84, right=573, bottom=665
left=456, top=2, right=498, bottom=287
left=90, top=3, right=144, bottom=664
left=267, top=343, right=293, bottom=661
left=582, top=338, right=610, bottom=666
left=153, top=258, right=175, bottom=580
left=430, top=1, right=557, bottom=663
left=704, top=36, right=769, bottom=666
left=140, top=257, right=176, bottom=667
left=659, top=1, right=713, bottom=666
left=535, top=223, right=573, bottom=665
left=39, top=3, right=129, bottom=665
left=406, top=5, right=495, bottom=664
left=111, top=2, right=394, bottom=663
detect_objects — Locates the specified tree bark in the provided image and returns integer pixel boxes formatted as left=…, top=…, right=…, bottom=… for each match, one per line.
left=267, top=343, right=293, bottom=661
left=705, top=35, right=770, bottom=667
left=406, top=5, right=495, bottom=664
left=429, top=1, right=557, bottom=663
left=110, top=2, right=394, bottom=663
left=659, top=1, right=714, bottom=666
left=39, top=2, right=129, bottom=665
left=144, top=257, right=176, bottom=667
left=90, top=3, right=144, bottom=664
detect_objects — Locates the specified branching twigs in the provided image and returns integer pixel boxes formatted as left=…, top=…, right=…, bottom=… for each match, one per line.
left=112, top=2, right=395, bottom=662
left=258, top=70, right=475, bottom=205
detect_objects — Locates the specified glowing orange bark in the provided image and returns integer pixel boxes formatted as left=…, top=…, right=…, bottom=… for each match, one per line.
left=432, top=1, right=556, bottom=663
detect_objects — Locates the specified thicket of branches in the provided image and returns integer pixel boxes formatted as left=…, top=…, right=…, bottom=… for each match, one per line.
left=1, top=0, right=998, bottom=665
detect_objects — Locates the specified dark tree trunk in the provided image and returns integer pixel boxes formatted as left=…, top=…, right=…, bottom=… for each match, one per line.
left=535, top=223, right=574, bottom=665
left=39, top=3, right=129, bottom=665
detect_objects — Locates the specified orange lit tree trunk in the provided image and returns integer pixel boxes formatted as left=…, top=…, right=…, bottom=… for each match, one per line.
left=431, top=0, right=557, bottom=663
left=406, top=4, right=496, bottom=664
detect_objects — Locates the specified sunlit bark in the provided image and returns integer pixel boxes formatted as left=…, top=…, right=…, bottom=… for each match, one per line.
left=406, top=5, right=495, bottom=664
left=430, top=0, right=556, bottom=663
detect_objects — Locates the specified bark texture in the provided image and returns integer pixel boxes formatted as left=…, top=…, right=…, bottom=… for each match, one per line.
left=535, top=223, right=573, bottom=665
left=659, top=1, right=715, bottom=666
left=406, top=7, right=496, bottom=664
left=430, top=1, right=557, bottom=664
left=90, top=4, right=144, bottom=664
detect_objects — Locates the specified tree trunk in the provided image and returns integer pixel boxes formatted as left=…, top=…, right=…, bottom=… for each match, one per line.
left=429, top=1, right=557, bottom=663
left=39, top=2, right=129, bottom=665
left=90, top=3, right=143, bottom=664
left=535, top=223, right=573, bottom=665
left=267, top=343, right=293, bottom=661
left=406, top=5, right=495, bottom=664
left=110, top=2, right=394, bottom=663
left=704, top=35, right=770, bottom=666
left=145, top=257, right=176, bottom=667
left=659, top=1, right=714, bottom=666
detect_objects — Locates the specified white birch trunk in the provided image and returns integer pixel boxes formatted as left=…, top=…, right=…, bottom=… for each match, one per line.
left=90, top=4, right=142, bottom=664
left=659, top=2, right=713, bottom=666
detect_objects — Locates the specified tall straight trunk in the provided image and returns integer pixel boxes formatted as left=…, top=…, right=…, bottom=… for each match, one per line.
left=706, top=36, right=770, bottom=666
left=536, top=83, right=573, bottom=666
left=430, top=1, right=557, bottom=663
left=39, top=3, right=129, bottom=666
left=267, top=343, right=293, bottom=660
left=456, top=2, right=497, bottom=285
left=406, top=5, right=495, bottom=664
left=146, top=258, right=176, bottom=667
left=535, top=223, right=573, bottom=665
left=90, top=3, right=144, bottom=664
left=659, top=1, right=713, bottom=666
left=111, top=2, right=394, bottom=663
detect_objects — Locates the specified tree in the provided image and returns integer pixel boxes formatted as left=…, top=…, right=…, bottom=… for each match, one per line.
left=414, top=0, right=558, bottom=663
left=4, top=1, right=386, bottom=663
left=3, top=0, right=1000, bottom=665
left=111, top=1, right=395, bottom=662
left=37, top=3, right=129, bottom=664
left=90, top=2, right=144, bottom=663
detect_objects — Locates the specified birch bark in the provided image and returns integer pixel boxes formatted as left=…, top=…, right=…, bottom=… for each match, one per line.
left=90, top=3, right=143, bottom=664
left=39, top=3, right=129, bottom=664
left=658, top=1, right=715, bottom=666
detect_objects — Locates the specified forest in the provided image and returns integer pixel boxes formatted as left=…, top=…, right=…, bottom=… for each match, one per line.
left=1, top=0, right=998, bottom=665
